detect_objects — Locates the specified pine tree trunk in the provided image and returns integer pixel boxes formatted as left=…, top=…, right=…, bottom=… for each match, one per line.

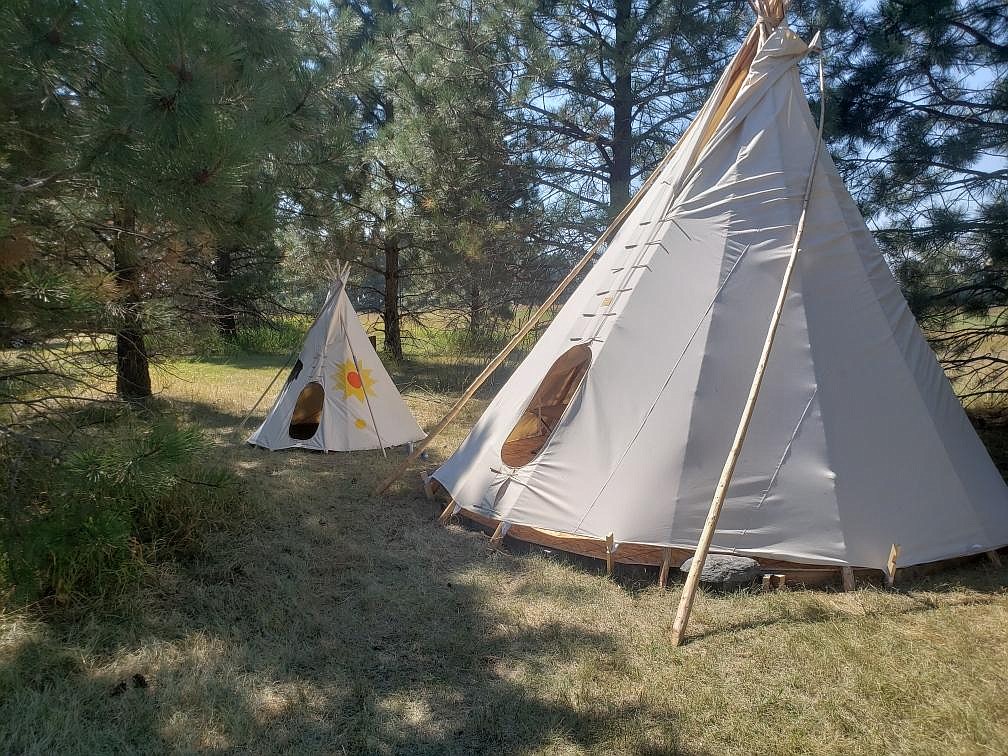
left=113, top=205, right=152, bottom=400
left=610, top=0, right=633, bottom=219
left=468, top=275, right=482, bottom=339
left=214, top=246, right=238, bottom=338
left=383, top=235, right=403, bottom=361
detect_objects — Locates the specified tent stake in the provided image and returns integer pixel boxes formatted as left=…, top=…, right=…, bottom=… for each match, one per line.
left=658, top=547, right=673, bottom=588
left=885, top=544, right=900, bottom=588
left=437, top=499, right=457, bottom=526
left=605, top=533, right=615, bottom=576
left=489, top=521, right=509, bottom=550
left=373, top=126, right=694, bottom=496
left=841, top=566, right=855, bottom=592
left=670, top=50, right=827, bottom=647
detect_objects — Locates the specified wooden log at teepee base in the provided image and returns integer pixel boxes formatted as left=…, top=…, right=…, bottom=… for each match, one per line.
left=456, top=506, right=878, bottom=587
left=669, top=52, right=827, bottom=647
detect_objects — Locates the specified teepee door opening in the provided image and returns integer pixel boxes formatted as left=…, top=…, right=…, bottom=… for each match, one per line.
left=501, top=344, right=592, bottom=467
left=288, top=381, right=325, bottom=440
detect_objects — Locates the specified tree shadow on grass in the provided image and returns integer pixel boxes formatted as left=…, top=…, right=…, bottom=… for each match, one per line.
left=0, top=396, right=702, bottom=755
left=171, top=351, right=298, bottom=371
left=8, top=384, right=1004, bottom=752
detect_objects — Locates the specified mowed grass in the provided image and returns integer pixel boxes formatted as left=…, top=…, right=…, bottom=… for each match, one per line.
left=2, top=355, right=1008, bottom=754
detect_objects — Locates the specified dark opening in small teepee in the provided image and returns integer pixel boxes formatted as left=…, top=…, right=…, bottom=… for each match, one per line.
left=288, top=381, right=325, bottom=440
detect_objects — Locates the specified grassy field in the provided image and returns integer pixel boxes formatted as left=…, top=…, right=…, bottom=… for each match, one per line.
left=2, top=353, right=1008, bottom=754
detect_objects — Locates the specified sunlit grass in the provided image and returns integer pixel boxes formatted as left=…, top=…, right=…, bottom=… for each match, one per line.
left=926, top=308, right=1008, bottom=408
left=2, top=356, right=1007, bottom=754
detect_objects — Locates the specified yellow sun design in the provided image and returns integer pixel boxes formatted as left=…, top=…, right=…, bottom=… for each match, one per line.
left=354, top=418, right=367, bottom=430
left=335, top=359, right=375, bottom=402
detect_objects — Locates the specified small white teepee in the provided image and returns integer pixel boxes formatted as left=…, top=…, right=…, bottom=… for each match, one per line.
left=248, top=268, right=424, bottom=452
left=430, top=7, right=1008, bottom=573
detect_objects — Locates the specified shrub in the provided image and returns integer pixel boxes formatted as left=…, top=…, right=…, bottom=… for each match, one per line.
left=0, top=415, right=240, bottom=606
left=147, top=317, right=311, bottom=360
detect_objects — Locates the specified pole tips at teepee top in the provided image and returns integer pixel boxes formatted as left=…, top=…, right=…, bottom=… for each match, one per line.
left=748, top=0, right=788, bottom=29
left=808, top=30, right=823, bottom=54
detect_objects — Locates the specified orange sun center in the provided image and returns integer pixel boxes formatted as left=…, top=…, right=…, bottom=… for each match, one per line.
left=335, top=360, right=375, bottom=402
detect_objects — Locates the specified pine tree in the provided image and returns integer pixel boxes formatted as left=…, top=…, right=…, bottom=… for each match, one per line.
left=381, top=0, right=546, bottom=340
left=0, top=0, right=326, bottom=399
left=830, top=0, right=1007, bottom=398
left=329, top=0, right=543, bottom=359
left=510, top=0, right=744, bottom=234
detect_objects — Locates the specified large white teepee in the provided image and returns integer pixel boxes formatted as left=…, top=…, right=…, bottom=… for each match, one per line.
left=431, top=13, right=1008, bottom=572
left=248, top=271, right=424, bottom=452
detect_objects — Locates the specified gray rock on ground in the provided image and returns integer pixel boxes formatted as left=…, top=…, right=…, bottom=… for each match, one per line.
left=679, top=554, right=760, bottom=588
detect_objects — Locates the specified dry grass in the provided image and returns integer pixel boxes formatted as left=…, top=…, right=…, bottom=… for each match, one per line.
left=2, top=354, right=1008, bottom=754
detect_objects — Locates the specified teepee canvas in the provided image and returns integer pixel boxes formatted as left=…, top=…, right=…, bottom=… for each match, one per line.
left=248, top=270, right=424, bottom=452
left=430, top=8, right=1008, bottom=574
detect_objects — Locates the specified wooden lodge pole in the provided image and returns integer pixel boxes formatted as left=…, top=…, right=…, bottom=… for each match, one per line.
left=233, top=349, right=298, bottom=440
left=670, top=51, right=826, bottom=646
